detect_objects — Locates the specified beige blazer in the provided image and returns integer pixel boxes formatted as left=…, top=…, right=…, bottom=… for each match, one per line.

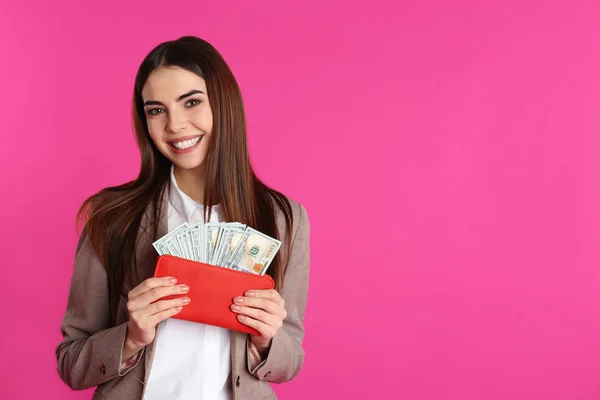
left=56, top=190, right=310, bottom=400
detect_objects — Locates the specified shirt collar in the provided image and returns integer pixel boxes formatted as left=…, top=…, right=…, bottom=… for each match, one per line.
left=169, top=163, right=206, bottom=223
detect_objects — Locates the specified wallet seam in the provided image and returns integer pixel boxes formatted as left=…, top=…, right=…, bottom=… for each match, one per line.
left=155, top=255, right=275, bottom=282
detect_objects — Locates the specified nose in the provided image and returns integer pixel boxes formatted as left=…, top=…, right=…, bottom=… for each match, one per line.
left=166, top=111, right=187, bottom=133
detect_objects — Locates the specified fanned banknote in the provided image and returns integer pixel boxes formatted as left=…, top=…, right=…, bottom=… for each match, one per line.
left=152, top=222, right=189, bottom=256
left=205, top=223, right=221, bottom=264
left=216, top=227, right=245, bottom=267
left=227, top=227, right=281, bottom=275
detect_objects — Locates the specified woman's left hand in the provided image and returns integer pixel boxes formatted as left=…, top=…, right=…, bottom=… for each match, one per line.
left=231, top=289, right=287, bottom=354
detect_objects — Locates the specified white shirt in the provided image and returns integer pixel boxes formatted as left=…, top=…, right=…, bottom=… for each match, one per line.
left=143, top=164, right=232, bottom=400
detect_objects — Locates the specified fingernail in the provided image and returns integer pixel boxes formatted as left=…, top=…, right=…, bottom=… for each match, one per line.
left=182, top=297, right=190, bottom=305
left=175, top=306, right=183, bottom=311
left=238, top=315, right=246, bottom=321
left=234, top=297, right=244, bottom=303
left=232, top=305, right=241, bottom=311
left=181, top=285, right=189, bottom=292
left=247, top=291, right=255, bottom=296
left=168, top=277, right=177, bottom=284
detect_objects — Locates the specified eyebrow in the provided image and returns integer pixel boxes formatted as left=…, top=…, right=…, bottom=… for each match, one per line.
left=143, top=89, right=204, bottom=107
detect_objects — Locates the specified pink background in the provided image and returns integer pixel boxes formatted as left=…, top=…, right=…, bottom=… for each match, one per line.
left=1, top=1, right=600, bottom=399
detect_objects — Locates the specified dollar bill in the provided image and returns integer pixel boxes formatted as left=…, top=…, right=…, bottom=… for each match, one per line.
left=218, top=223, right=246, bottom=264
left=221, top=228, right=246, bottom=268
left=197, top=224, right=206, bottom=263
left=153, top=240, right=166, bottom=255
left=159, top=242, right=171, bottom=255
left=213, top=228, right=232, bottom=266
left=152, top=222, right=189, bottom=257
left=165, top=235, right=183, bottom=257
left=214, top=227, right=242, bottom=266
left=188, top=224, right=199, bottom=261
left=192, top=223, right=205, bottom=262
left=228, top=227, right=281, bottom=275
left=205, top=223, right=221, bottom=264
left=176, top=231, right=191, bottom=260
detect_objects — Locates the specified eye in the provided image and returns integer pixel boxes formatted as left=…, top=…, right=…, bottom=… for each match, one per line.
left=147, top=108, right=164, bottom=116
left=186, top=99, right=201, bottom=107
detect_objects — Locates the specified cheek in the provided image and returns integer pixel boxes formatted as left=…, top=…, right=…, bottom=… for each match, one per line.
left=190, top=106, right=213, bottom=133
left=146, top=121, right=163, bottom=143
left=147, top=132, right=165, bottom=150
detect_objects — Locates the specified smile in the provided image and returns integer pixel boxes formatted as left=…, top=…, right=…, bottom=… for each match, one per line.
left=170, top=135, right=203, bottom=150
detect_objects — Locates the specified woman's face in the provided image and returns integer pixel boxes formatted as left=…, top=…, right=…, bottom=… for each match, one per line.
left=141, top=66, right=213, bottom=171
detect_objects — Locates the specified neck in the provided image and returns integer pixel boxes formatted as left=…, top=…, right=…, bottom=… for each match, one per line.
left=173, top=164, right=206, bottom=204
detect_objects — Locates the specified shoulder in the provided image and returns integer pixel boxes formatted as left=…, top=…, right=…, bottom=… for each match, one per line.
left=271, top=194, right=310, bottom=246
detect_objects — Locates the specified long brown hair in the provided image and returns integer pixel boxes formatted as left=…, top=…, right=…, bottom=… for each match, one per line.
left=76, top=36, right=293, bottom=324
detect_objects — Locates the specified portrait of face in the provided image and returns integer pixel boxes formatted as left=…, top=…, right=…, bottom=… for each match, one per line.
left=141, top=66, right=213, bottom=172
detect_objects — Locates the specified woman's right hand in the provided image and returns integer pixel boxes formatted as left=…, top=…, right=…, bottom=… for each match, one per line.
left=125, top=276, right=190, bottom=350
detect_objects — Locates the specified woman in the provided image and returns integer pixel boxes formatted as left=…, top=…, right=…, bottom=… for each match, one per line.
left=56, top=36, right=310, bottom=400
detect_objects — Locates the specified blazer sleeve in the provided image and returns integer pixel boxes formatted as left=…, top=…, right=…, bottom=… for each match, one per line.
left=55, top=229, right=143, bottom=390
left=248, top=202, right=311, bottom=383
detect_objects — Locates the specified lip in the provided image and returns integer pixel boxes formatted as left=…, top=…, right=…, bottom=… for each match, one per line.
left=169, top=135, right=203, bottom=154
left=169, top=134, right=203, bottom=144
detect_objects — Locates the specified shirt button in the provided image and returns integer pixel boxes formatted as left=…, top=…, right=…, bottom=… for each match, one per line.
left=236, top=375, right=240, bottom=387
left=100, top=365, right=106, bottom=374
left=264, top=371, right=271, bottom=379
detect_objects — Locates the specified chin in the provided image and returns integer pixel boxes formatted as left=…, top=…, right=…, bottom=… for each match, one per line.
left=170, top=157, right=208, bottom=171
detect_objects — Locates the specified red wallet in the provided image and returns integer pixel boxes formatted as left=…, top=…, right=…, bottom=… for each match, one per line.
left=153, top=254, right=275, bottom=335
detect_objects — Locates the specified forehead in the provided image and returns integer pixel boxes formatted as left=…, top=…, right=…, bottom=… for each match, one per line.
left=141, top=66, right=207, bottom=100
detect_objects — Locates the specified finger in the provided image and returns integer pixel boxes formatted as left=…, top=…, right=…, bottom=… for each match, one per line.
left=129, top=284, right=189, bottom=312
left=245, top=289, right=285, bottom=307
left=231, top=304, right=283, bottom=329
left=148, top=305, right=184, bottom=326
left=132, top=299, right=188, bottom=327
left=233, top=296, right=286, bottom=319
left=236, top=314, right=276, bottom=338
left=145, top=297, right=190, bottom=317
left=128, top=276, right=177, bottom=299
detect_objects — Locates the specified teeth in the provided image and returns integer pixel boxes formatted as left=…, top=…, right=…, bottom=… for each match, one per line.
left=173, top=136, right=201, bottom=149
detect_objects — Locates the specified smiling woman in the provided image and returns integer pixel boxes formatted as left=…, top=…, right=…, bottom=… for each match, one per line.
left=55, top=36, right=310, bottom=400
